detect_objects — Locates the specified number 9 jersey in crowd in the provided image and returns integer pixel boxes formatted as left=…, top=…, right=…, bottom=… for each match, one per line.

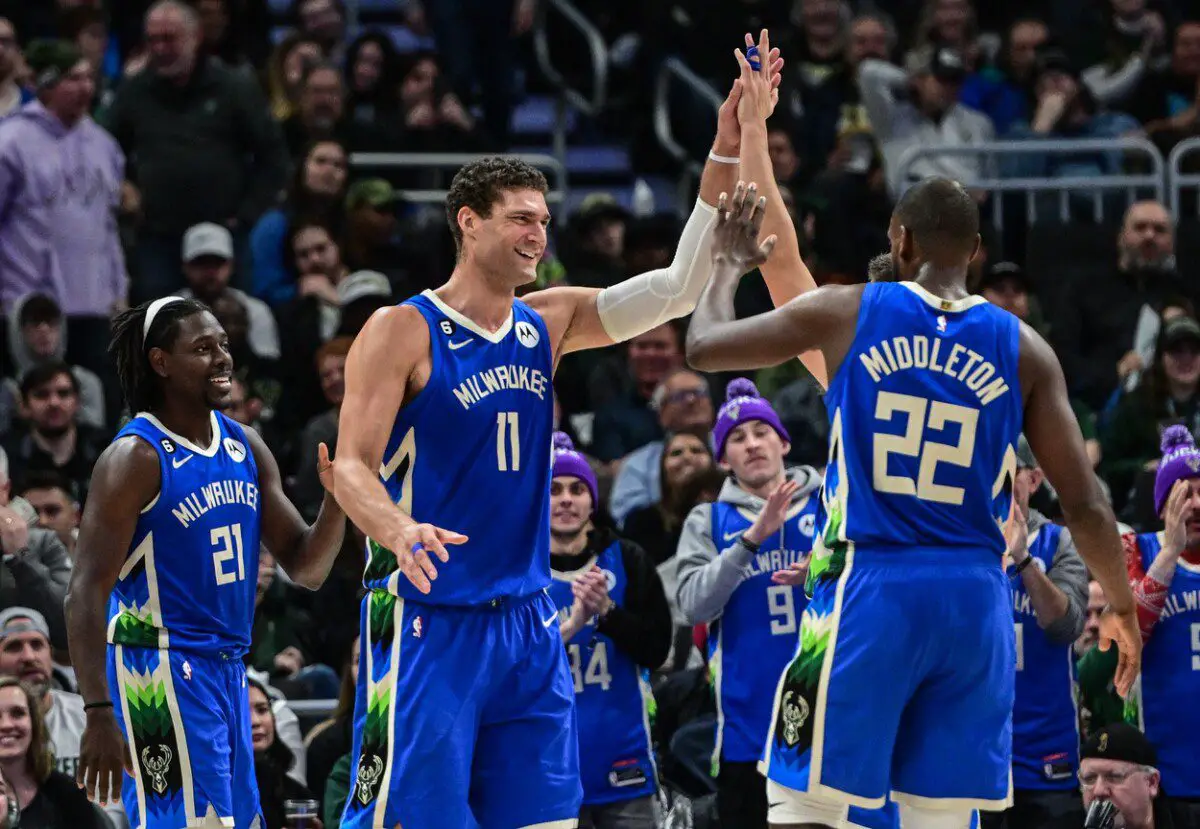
left=105, top=411, right=264, bottom=829
left=764, top=282, right=1023, bottom=817
left=343, top=291, right=581, bottom=829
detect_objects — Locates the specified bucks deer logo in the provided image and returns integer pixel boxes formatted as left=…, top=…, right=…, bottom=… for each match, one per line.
left=141, top=745, right=173, bottom=794
left=781, top=690, right=811, bottom=747
left=356, top=755, right=384, bottom=805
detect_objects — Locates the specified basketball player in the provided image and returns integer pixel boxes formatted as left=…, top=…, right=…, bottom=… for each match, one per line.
left=328, top=41, right=790, bottom=828
left=65, top=298, right=347, bottom=828
left=684, top=177, right=1140, bottom=829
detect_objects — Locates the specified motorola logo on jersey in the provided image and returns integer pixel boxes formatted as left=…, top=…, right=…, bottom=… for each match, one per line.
left=601, top=569, right=617, bottom=591
left=223, top=437, right=247, bottom=463
left=798, top=513, right=816, bottom=537
left=515, top=320, right=540, bottom=348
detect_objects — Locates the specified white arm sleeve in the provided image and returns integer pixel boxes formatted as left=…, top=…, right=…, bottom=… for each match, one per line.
left=595, top=197, right=718, bottom=343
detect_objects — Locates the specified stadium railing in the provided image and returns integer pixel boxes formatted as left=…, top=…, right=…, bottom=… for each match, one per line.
left=653, top=57, right=724, bottom=210
left=895, top=138, right=1166, bottom=229
left=348, top=152, right=569, bottom=206
left=533, top=0, right=610, bottom=168
left=1168, top=137, right=1200, bottom=219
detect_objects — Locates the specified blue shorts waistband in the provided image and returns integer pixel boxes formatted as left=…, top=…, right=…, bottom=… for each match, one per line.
left=849, top=544, right=1002, bottom=568
left=371, top=587, right=548, bottom=613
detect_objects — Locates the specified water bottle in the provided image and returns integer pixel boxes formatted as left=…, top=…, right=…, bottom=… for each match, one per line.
left=285, top=798, right=320, bottom=829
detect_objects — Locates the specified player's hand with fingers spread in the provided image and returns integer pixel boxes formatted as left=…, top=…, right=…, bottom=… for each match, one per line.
left=78, top=706, right=133, bottom=806
left=745, top=478, right=800, bottom=546
left=1098, top=605, right=1142, bottom=699
left=393, top=522, right=469, bottom=594
left=737, top=29, right=783, bottom=123
left=771, top=555, right=811, bottom=586
left=711, top=181, right=777, bottom=273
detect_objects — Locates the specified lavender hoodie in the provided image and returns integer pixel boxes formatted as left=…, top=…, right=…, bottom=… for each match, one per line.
left=0, top=101, right=127, bottom=316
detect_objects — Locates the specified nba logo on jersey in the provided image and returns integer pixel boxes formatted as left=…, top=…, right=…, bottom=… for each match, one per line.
left=937, top=315, right=947, bottom=333
left=413, top=616, right=423, bottom=638
left=515, top=320, right=540, bottom=348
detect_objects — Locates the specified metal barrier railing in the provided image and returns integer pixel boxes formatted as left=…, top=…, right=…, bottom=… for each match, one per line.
left=533, top=0, right=609, bottom=166
left=1168, top=137, right=1200, bottom=218
left=895, top=138, right=1165, bottom=229
left=349, top=152, right=569, bottom=206
left=653, top=58, right=723, bottom=210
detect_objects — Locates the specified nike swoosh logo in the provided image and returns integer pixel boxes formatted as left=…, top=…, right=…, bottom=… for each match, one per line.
left=448, top=339, right=472, bottom=350
left=724, top=531, right=743, bottom=542
left=542, top=613, right=559, bottom=628
left=172, top=454, right=194, bottom=469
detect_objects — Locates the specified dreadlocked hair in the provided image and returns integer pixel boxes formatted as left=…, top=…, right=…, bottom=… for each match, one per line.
left=109, top=298, right=210, bottom=414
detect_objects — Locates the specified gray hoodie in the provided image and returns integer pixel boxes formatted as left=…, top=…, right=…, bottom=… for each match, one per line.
left=1024, top=507, right=1088, bottom=645
left=3, top=294, right=106, bottom=431
left=671, top=466, right=823, bottom=626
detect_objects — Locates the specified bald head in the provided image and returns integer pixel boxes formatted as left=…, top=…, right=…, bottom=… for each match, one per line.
left=146, top=0, right=199, bottom=80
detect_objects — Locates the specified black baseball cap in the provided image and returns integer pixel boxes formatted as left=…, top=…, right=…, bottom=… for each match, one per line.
left=979, top=261, right=1031, bottom=293
left=1035, top=48, right=1077, bottom=81
left=1162, top=316, right=1200, bottom=350
left=1081, top=723, right=1157, bottom=767
left=908, top=44, right=968, bottom=83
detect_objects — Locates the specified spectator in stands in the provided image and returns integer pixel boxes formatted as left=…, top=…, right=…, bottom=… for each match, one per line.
left=106, top=0, right=288, bottom=302
left=58, top=7, right=116, bottom=119
left=1080, top=0, right=1164, bottom=108
left=344, top=31, right=399, bottom=128
left=251, top=550, right=335, bottom=701
left=304, top=635, right=357, bottom=815
left=15, top=474, right=78, bottom=561
left=3, top=294, right=106, bottom=433
left=396, top=50, right=481, bottom=152
left=560, top=195, right=630, bottom=290
left=1076, top=581, right=1125, bottom=740
left=292, top=0, right=347, bottom=64
left=549, top=433, right=671, bottom=827
left=1133, top=20, right=1200, bottom=156
left=1053, top=200, right=1189, bottom=412
left=960, top=18, right=1048, bottom=137
left=588, top=322, right=687, bottom=461
left=609, top=369, right=715, bottom=526
left=178, top=222, right=281, bottom=360
left=0, top=40, right=126, bottom=385
left=224, top=375, right=266, bottom=433
left=341, top=179, right=415, bottom=296
left=265, top=32, right=323, bottom=121
left=0, top=675, right=106, bottom=828
left=858, top=43, right=994, bottom=195
left=249, top=676, right=318, bottom=829
left=0, top=451, right=70, bottom=650
left=622, top=429, right=715, bottom=565
left=210, top=297, right=281, bottom=438
left=0, top=609, right=83, bottom=779
left=908, top=0, right=980, bottom=69
left=774, top=0, right=851, bottom=167
left=0, top=18, right=29, bottom=118
left=3, top=362, right=105, bottom=502
left=292, top=337, right=350, bottom=523
left=251, top=138, right=349, bottom=308
left=1079, top=724, right=1169, bottom=829
left=196, top=0, right=250, bottom=73
left=1103, top=315, right=1200, bottom=516
left=334, top=269, right=392, bottom=339
left=281, top=60, right=400, bottom=161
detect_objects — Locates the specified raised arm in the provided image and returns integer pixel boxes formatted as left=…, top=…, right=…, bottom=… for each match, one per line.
left=67, top=437, right=158, bottom=804
left=331, top=306, right=467, bottom=594
left=685, top=184, right=860, bottom=373
left=1020, top=324, right=1140, bottom=696
left=245, top=425, right=344, bottom=590
left=735, top=31, right=827, bottom=387
left=525, top=60, right=783, bottom=358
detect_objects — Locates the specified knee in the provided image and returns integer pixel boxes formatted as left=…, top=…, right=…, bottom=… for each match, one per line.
left=898, top=802, right=976, bottom=829
left=766, top=780, right=848, bottom=828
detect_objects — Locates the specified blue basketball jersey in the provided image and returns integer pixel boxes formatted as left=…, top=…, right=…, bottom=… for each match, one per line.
left=363, top=291, right=555, bottom=606
left=1134, top=532, right=1200, bottom=797
left=1009, top=522, right=1079, bottom=791
left=548, top=542, right=656, bottom=806
left=708, top=495, right=818, bottom=764
left=809, top=282, right=1022, bottom=588
left=106, top=411, right=262, bottom=656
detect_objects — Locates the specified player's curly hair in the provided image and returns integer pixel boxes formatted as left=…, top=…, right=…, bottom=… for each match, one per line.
left=109, top=298, right=210, bottom=415
left=445, top=157, right=548, bottom=257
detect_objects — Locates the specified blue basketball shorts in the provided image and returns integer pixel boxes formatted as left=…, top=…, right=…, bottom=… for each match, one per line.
left=762, top=546, right=1014, bottom=812
left=341, top=588, right=582, bottom=829
left=107, top=645, right=260, bottom=829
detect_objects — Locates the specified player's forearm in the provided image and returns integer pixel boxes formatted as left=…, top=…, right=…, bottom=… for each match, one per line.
left=699, top=125, right=741, bottom=208
left=331, top=458, right=416, bottom=551
left=64, top=576, right=114, bottom=705
left=275, top=492, right=346, bottom=590
left=1063, top=502, right=1136, bottom=615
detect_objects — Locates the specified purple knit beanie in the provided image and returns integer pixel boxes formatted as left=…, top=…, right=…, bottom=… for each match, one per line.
left=551, top=432, right=599, bottom=510
left=711, top=378, right=791, bottom=463
left=1154, top=424, right=1200, bottom=515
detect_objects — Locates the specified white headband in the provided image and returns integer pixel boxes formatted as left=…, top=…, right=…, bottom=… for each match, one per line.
left=143, top=296, right=186, bottom=343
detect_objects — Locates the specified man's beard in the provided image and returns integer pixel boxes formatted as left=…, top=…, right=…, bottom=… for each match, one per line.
left=35, top=421, right=71, bottom=440
left=867, top=252, right=899, bottom=282
left=1123, top=247, right=1176, bottom=274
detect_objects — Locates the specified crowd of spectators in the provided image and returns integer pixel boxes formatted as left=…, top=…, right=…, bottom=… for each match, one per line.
left=0, top=0, right=1195, bottom=827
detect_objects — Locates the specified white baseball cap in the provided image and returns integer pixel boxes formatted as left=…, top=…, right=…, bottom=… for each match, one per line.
left=337, top=270, right=392, bottom=305
left=182, top=222, right=234, bottom=263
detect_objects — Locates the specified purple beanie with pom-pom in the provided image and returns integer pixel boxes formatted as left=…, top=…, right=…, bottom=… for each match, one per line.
left=1154, top=425, right=1200, bottom=515
left=551, top=431, right=599, bottom=510
left=711, top=378, right=790, bottom=463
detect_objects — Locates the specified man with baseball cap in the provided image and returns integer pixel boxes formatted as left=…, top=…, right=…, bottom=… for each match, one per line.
left=544, top=432, right=671, bottom=827
left=1080, top=724, right=1172, bottom=829
left=342, top=178, right=410, bottom=290
left=178, top=221, right=281, bottom=360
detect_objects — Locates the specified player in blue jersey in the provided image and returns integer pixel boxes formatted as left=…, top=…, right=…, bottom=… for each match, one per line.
left=65, top=297, right=347, bottom=828
left=545, top=432, right=671, bottom=827
left=983, top=437, right=1088, bottom=829
left=326, top=37, right=794, bottom=829
left=684, top=167, right=1140, bottom=827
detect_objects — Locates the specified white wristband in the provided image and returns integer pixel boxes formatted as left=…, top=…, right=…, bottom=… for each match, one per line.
left=708, top=150, right=739, bottom=164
